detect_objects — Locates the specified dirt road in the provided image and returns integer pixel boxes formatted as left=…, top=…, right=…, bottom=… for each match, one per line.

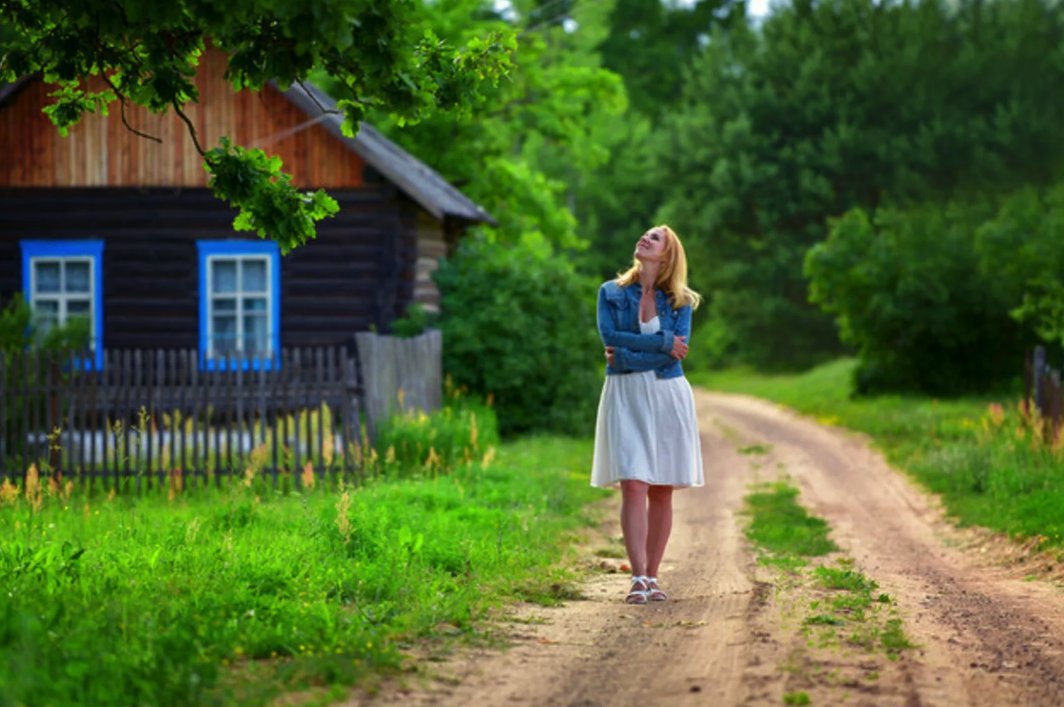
left=359, top=390, right=1064, bottom=707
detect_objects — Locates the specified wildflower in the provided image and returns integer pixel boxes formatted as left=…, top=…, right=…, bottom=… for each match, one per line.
left=0, top=478, right=19, bottom=506
left=988, top=403, right=1005, bottom=425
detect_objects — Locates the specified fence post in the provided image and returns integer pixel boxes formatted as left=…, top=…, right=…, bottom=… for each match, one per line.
left=0, top=352, right=6, bottom=478
left=1053, top=370, right=1062, bottom=442
left=1034, top=346, right=1047, bottom=417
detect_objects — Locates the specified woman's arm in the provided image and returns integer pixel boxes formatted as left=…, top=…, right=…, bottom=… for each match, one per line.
left=613, top=304, right=692, bottom=372
left=597, top=284, right=674, bottom=354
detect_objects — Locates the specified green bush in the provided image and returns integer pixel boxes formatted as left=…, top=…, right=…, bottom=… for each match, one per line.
left=1, top=294, right=93, bottom=471
left=0, top=293, right=91, bottom=353
left=975, top=183, right=1064, bottom=351
left=388, top=303, right=436, bottom=339
left=373, top=382, right=500, bottom=475
left=433, top=236, right=601, bottom=437
left=805, top=201, right=1035, bottom=396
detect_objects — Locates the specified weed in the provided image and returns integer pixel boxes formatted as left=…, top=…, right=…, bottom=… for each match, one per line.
left=783, top=691, right=812, bottom=705
left=593, top=547, right=626, bottom=559
left=743, top=483, right=839, bottom=557
left=881, top=618, right=915, bottom=657
left=814, top=566, right=878, bottom=593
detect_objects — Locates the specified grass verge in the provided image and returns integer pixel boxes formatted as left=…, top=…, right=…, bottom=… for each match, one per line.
left=0, top=436, right=606, bottom=707
left=742, top=481, right=911, bottom=661
left=694, top=359, right=1064, bottom=548
left=742, top=478, right=913, bottom=703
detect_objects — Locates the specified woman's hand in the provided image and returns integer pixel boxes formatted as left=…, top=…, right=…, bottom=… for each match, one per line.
left=671, top=336, right=688, bottom=360
left=605, top=346, right=616, bottom=367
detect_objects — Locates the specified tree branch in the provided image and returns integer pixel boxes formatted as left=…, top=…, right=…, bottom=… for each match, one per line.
left=295, top=78, right=342, bottom=116
left=172, top=100, right=206, bottom=156
left=100, top=72, right=162, bottom=144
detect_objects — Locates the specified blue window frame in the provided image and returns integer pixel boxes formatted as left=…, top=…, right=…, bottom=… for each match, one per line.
left=20, top=240, right=105, bottom=370
left=197, top=241, right=281, bottom=370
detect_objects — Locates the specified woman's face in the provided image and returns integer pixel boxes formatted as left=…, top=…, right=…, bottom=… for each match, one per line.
left=635, top=228, right=667, bottom=262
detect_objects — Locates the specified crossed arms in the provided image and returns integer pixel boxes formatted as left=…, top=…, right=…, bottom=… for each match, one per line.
left=596, top=286, right=692, bottom=372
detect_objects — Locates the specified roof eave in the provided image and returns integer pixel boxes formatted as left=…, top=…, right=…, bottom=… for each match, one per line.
left=273, top=81, right=497, bottom=226
left=0, top=75, right=34, bottom=106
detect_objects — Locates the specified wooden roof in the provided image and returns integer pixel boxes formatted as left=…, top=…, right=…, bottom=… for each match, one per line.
left=278, top=81, right=495, bottom=225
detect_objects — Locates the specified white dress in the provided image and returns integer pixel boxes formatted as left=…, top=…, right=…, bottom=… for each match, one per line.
left=590, top=316, right=704, bottom=489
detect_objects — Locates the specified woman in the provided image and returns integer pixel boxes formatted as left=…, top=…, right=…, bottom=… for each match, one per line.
left=590, top=225, right=703, bottom=605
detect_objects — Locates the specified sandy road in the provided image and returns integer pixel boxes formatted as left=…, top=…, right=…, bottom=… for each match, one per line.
left=358, top=390, right=1064, bottom=707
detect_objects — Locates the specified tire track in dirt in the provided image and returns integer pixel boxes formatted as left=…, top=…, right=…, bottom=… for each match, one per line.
left=701, top=391, right=1064, bottom=707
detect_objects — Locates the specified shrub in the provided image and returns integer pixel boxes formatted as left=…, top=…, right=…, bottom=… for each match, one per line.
left=1, top=293, right=92, bottom=471
left=0, top=293, right=91, bottom=353
left=805, top=202, right=1035, bottom=396
left=433, top=235, right=601, bottom=436
left=388, top=303, right=436, bottom=339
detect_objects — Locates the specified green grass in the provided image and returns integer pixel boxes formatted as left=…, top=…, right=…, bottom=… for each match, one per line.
left=694, top=359, right=1064, bottom=549
left=783, top=691, right=812, bottom=706
left=0, top=436, right=606, bottom=707
left=743, top=482, right=839, bottom=559
left=742, top=481, right=913, bottom=662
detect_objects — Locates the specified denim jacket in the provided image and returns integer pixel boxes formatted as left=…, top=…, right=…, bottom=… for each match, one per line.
left=597, top=280, right=692, bottom=379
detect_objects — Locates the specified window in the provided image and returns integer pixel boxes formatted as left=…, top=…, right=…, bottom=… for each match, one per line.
left=20, top=240, right=104, bottom=369
left=197, top=241, right=280, bottom=369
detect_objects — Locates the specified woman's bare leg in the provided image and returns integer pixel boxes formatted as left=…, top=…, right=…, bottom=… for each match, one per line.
left=620, top=480, right=649, bottom=577
left=646, top=485, right=674, bottom=578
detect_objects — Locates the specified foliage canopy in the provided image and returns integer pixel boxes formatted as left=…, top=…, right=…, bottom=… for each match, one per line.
left=654, top=0, right=1064, bottom=370
left=0, top=0, right=515, bottom=252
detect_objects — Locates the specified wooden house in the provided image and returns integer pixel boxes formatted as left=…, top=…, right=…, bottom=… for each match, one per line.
left=0, top=48, right=494, bottom=370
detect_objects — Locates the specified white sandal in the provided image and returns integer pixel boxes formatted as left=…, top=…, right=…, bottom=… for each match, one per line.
left=646, top=577, right=668, bottom=602
left=626, top=576, right=650, bottom=604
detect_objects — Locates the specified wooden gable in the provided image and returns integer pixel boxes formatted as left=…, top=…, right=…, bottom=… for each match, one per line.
left=0, top=48, right=364, bottom=189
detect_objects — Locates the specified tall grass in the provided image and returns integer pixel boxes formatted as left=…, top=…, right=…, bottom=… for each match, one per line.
left=693, top=360, right=1064, bottom=548
left=0, top=420, right=605, bottom=706
left=373, top=379, right=499, bottom=476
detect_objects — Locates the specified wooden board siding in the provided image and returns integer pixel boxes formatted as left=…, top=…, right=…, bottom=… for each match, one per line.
left=0, top=48, right=364, bottom=189
left=411, top=209, right=446, bottom=312
left=0, top=187, right=413, bottom=349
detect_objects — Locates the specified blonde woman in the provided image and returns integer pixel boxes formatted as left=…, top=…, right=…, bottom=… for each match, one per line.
left=591, top=225, right=703, bottom=605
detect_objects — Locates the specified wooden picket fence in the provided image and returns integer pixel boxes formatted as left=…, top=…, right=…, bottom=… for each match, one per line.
left=0, top=347, right=363, bottom=487
left=1026, top=345, right=1064, bottom=436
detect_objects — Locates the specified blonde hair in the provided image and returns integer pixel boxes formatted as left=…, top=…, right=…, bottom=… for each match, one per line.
left=615, top=225, right=702, bottom=310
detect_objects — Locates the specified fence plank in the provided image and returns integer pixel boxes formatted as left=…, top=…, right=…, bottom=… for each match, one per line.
left=228, top=355, right=237, bottom=473
left=1053, top=370, right=1062, bottom=439
left=237, top=357, right=246, bottom=474
left=1034, top=346, right=1047, bottom=414
left=65, top=351, right=75, bottom=478
left=178, top=350, right=189, bottom=477
left=46, top=353, right=57, bottom=472
left=354, top=330, right=442, bottom=443
left=292, top=348, right=303, bottom=484
left=192, top=351, right=202, bottom=480
left=18, top=352, right=27, bottom=475
left=257, top=355, right=267, bottom=474
left=166, top=350, right=176, bottom=480
left=0, top=353, right=7, bottom=477
left=28, top=350, right=38, bottom=473
left=270, top=351, right=280, bottom=483
left=95, top=351, right=107, bottom=486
